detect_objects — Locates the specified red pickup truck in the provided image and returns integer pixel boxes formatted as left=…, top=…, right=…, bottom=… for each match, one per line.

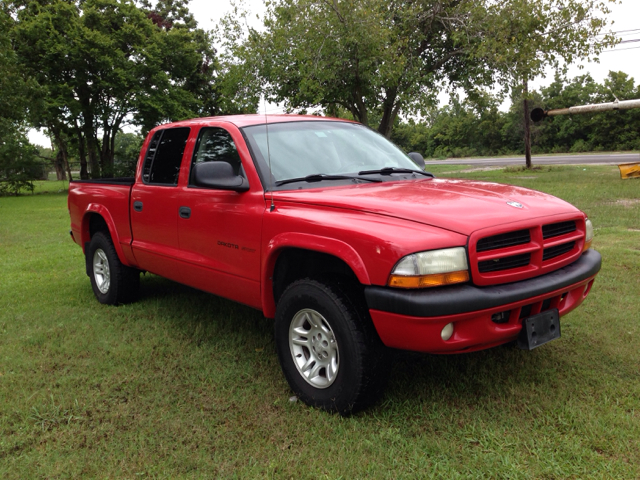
left=68, top=115, right=601, bottom=413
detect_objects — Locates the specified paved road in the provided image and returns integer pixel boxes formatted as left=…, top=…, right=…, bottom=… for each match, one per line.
left=424, top=152, right=640, bottom=166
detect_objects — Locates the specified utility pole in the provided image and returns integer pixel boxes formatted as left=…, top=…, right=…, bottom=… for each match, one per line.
left=522, top=0, right=532, bottom=169
left=523, top=77, right=532, bottom=169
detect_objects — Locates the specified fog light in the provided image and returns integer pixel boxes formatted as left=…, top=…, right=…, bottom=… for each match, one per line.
left=441, top=322, right=454, bottom=341
left=491, top=311, right=510, bottom=324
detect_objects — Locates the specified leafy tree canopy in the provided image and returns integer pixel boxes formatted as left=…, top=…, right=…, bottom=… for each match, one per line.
left=0, top=6, right=41, bottom=195
left=10, top=0, right=225, bottom=178
left=391, top=71, right=640, bottom=158
left=222, top=0, right=617, bottom=139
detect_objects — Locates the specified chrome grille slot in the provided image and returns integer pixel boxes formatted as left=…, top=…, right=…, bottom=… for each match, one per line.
left=543, top=241, right=575, bottom=261
left=478, top=253, right=531, bottom=273
left=543, top=221, right=576, bottom=239
left=477, top=229, right=531, bottom=252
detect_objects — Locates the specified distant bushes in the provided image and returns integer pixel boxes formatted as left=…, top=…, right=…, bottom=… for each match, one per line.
left=391, top=71, right=640, bottom=158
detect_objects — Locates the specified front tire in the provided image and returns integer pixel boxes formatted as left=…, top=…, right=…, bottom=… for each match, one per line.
left=275, top=278, right=388, bottom=414
left=87, top=232, right=139, bottom=305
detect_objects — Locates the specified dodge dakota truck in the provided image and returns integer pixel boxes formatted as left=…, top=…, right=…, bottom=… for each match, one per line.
left=68, top=115, right=601, bottom=413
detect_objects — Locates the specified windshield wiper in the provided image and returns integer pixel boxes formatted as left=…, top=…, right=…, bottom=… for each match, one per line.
left=275, top=174, right=383, bottom=187
left=358, top=167, right=434, bottom=178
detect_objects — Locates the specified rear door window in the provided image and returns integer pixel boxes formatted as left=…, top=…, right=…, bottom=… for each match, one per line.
left=141, top=127, right=190, bottom=185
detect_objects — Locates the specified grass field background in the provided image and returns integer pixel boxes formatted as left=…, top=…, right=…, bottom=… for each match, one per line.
left=1, top=165, right=639, bottom=478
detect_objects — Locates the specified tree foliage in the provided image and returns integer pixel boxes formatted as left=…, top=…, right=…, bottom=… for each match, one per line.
left=475, top=0, right=617, bottom=167
left=113, top=131, right=144, bottom=177
left=222, top=0, right=494, bottom=137
left=0, top=6, right=41, bottom=195
left=223, top=0, right=616, bottom=140
left=391, top=71, right=640, bottom=158
left=10, top=0, right=223, bottom=179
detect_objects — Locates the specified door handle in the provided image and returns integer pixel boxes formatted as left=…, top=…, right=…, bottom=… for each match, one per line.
left=179, top=206, right=191, bottom=219
left=133, top=201, right=143, bottom=212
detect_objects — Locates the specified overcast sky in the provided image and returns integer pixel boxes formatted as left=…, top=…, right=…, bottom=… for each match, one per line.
left=29, top=0, right=640, bottom=146
left=190, top=0, right=640, bottom=89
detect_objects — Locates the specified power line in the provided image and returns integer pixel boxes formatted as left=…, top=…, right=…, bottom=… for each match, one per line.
left=596, top=28, right=640, bottom=36
left=601, top=45, right=640, bottom=53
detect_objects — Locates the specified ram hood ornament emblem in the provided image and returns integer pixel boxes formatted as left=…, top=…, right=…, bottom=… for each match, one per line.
left=506, top=201, right=524, bottom=209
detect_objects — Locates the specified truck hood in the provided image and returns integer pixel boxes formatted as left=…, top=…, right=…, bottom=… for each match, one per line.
left=273, top=178, right=581, bottom=236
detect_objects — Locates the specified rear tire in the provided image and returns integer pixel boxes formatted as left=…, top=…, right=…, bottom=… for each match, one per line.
left=275, top=278, right=389, bottom=414
left=87, top=232, right=139, bottom=305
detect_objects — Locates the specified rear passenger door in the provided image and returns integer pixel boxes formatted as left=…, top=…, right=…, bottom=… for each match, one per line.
left=130, top=127, right=192, bottom=277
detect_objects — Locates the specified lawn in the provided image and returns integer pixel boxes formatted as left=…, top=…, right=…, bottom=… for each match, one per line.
left=1, top=165, right=639, bottom=478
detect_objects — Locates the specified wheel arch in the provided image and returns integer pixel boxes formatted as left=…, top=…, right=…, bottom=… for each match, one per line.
left=261, top=233, right=371, bottom=318
left=81, top=205, right=131, bottom=268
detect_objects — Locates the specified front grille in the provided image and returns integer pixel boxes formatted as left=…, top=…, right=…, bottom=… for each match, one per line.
left=470, top=216, right=585, bottom=286
left=543, top=241, right=575, bottom=261
left=478, top=253, right=531, bottom=273
left=543, top=221, right=576, bottom=239
left=477, top=229, right=531, bottom=252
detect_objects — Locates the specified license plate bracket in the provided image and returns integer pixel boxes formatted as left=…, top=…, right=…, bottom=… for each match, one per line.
left=517, top=309, right=561, bottom=350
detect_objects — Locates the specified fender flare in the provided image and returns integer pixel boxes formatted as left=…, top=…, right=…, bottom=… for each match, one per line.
left=261, top=232, right=371, bottom=318
left=82, top=204, right=133, bottom=268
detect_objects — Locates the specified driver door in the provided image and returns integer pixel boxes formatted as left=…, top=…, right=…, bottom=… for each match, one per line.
left=176, top=125, right=264, bottom=308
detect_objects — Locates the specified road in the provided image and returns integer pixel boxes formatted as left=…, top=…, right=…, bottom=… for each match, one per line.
left=424, top=152, right=640, bottom=166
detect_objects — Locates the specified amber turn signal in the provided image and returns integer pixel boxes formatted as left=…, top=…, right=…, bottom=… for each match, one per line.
left=388, top=270, right=470, bottom=289
left=583, top=219, right=594, bottom=252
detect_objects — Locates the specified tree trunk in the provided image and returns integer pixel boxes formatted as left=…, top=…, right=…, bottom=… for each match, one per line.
left=74, top=124, right=89, bottom=179
left=378, top=103, right=400, bottom=139
left=65, top=154, right=73, bottom=181
left=53, top=150, right=66, bottom=181
left=49, top=123, right=68, bottom=181
left=86, top=132, right=101, bottom=178
left=100, top=126, right=115, bottom=178
left=523, top=80, right=532, bottom=169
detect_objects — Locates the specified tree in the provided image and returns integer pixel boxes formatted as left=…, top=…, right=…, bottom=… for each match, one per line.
left=222, top=0, right=494, bottom=138
left=391, top=69, right=640, bottom=158
left=12, top=0, right=222, bottom=179
left=113, top=131, right=144, bottom=177
left=224, top=0, right=618, bottom=147
left=0, top=6, right=41, bottom=195
left=476, top=0, right=618, bottom=167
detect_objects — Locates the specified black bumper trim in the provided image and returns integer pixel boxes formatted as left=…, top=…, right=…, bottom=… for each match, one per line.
left=365, top=249, right=602, bottom=318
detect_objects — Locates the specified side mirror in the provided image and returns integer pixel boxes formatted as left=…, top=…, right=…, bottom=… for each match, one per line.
left=408, top=152, right=425, bottom=169
left=192, top=162, right=249, bottom=192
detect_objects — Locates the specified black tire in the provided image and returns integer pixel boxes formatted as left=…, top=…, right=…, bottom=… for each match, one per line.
left=87, top=232, right=139, bottom=305
left=274, top=278, right=389, bottom=415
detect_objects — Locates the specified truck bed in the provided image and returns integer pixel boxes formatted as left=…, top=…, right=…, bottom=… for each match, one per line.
left=70, top=177, right=135, bottom=185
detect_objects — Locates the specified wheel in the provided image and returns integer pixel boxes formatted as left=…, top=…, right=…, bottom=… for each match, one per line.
left=274, top=278, right=389, bottom=414
left=87, top=232, right=139, bottom=305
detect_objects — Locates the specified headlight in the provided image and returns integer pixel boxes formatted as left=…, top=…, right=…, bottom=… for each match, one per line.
left=583, top=218, right=594, bottom=251
left=388, top=247, right=470, bottom=289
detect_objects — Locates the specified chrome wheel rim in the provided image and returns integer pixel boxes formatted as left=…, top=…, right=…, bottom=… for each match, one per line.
left=289, top=308, right=339, bottom=389
left=93, top=248, right=110, bottom=294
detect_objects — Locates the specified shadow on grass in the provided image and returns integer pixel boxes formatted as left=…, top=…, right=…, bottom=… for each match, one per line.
left=136, top=273, right=271, bottom=347
left=132, top=273, right=576, bottom=414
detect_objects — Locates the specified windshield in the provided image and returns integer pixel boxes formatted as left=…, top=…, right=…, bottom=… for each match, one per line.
left=241, top=121, right=423, bottom=190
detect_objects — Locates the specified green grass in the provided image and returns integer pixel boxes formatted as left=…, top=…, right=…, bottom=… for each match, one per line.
left=1, top=167, right=639, bottom=478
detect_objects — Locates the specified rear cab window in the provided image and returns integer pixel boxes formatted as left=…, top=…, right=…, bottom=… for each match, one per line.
left=141, top=127, right=191, bottom=185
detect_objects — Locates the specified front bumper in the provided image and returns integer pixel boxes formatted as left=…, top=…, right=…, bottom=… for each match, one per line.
left=365, top=249, right=601, bottom=353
